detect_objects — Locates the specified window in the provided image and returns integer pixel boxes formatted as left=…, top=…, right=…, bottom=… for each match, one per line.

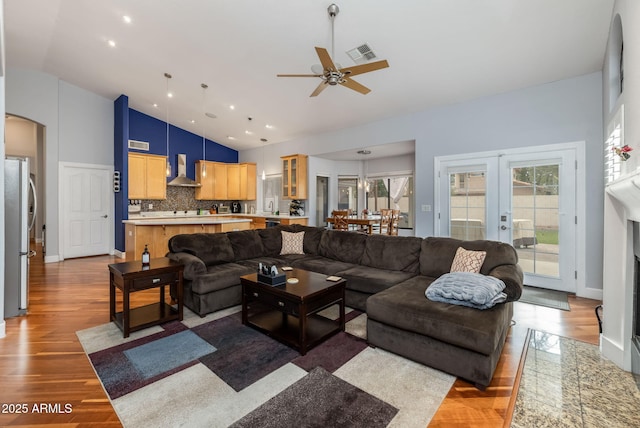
left=338, top=177, right=358, bottom=213
left=366, top=175, right=414, bottom=229
left=604, top=105, right=624, bottom=185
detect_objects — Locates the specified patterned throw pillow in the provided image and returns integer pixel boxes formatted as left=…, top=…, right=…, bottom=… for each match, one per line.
left=280, top=231, right=305, bottom=255
left=450, top=247, right=486, bottom=273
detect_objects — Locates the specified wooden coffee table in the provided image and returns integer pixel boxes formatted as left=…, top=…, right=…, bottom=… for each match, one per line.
left=240, top=268, right=346, bottom=355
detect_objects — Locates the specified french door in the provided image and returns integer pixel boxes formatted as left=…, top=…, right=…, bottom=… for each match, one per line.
left=437, top=147, right=577, bottom=293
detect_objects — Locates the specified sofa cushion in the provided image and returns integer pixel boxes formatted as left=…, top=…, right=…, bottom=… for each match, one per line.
left=168, top=233, right=234, bottom=266
left=426, top=272, right=507, bottom=309
left=226, top=229, right=266, bottom=261
left=361, top=234, right=422, bottom=273
left=337, top=265, right=417, bottom=294
left=450, top=247, right=486, bottom=273
left=258, top=225, right=296, bottom=257
left=190, top=262, right=254, bottom=294
left=292, top=225, right=325, bottom=255
left=318, top=229, right=367, bottom=264
left=420, top=237, right=518, bottom=277
left=291, top=255, right=357, bottom=276
left=367, top=275, right=512, bottom=356
left=280, top=231, right=305, bottom=255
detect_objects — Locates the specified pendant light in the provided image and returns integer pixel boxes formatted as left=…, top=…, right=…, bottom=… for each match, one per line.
left=201, top=83, right=208, bottom=177
left=260, top=138, right=267, bottom=180
left=164, top=72, right=172, bottom=177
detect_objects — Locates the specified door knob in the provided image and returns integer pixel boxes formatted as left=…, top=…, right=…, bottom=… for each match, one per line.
left=102, top=214, right=108, bottom=218
left=501, top=225, right=510, bottom=230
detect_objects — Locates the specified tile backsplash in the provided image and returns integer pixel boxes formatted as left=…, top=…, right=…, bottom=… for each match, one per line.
left=136, top=186, right=256, bottom=213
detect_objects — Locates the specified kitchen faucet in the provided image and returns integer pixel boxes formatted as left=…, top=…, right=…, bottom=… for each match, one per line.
left=268, top=201, right=274, bottom=214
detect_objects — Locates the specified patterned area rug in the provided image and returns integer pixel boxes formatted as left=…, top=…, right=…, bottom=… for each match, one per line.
left=511, top=330, right=640, bottom=427
left=77, top=306, right=455, bottom=427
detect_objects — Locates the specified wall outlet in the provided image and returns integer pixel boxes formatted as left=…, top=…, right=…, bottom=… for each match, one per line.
left=421, top=204, right=432, bottom=212
left=148, top=203, right=153, bottom=210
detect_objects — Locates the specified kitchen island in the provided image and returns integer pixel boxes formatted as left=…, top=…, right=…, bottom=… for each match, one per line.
left=123, top=212, right=308, bottom=260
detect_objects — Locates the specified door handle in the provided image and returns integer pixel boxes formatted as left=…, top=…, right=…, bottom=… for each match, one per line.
left=102, top=214, right=108, bottom=218
left=501, top=225, right=510, bottom=230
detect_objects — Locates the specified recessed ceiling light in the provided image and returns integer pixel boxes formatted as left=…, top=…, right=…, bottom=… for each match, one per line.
left=265, top=124, right=274, bottom=129
left=107, top=40, right=116, bottom=48
left=123, top=15, right=132, bottom=24
left=245, top=130, right=253, bottom=135
left=167, top=92, right=173, bottom=98
left=153, top=103, right=158, bottom=108
left=357, top=149, right=372, bottom=155
left=227, top=136, right=236, bottom=140
left=229, top=105, right=235, bottom=110
left=190, top=120, right=195, bottom=124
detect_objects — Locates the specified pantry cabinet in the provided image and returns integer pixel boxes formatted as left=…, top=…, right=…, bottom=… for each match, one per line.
left=281, top=154, right=307, bottom=199
left=128, top=153, right=167, bottom=200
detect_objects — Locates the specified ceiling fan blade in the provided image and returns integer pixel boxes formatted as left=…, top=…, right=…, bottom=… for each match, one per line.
left=340, top=78, right=371, bottom=95
left=310, top=81, right=329, bottom=97
left=315, top=47, right=337, bottom=71
left=277, top=74, right=322, bottom=77
left=340, top=59, right=389, bottom=77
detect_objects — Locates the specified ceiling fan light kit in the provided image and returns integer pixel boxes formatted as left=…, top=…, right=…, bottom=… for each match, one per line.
left=277, top=3, right=389, bottom=97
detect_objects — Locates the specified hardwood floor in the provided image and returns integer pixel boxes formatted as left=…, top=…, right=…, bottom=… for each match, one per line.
left=0, top=245, right=602, bottom=427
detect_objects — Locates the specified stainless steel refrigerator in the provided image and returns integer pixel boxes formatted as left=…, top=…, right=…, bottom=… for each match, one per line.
left=4, top=157, right=37, bottom=318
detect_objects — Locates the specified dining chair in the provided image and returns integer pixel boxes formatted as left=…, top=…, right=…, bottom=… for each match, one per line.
left=379, top=209, right=392, bottom=235
left=388, top=209, right=400, bottom=236
left=331, top=210, right=349, bottom=231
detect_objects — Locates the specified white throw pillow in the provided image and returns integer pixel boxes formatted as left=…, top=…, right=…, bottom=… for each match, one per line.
left=280, top=231, right=305, bottom=255
left=450, top=247, right=486, bottom=273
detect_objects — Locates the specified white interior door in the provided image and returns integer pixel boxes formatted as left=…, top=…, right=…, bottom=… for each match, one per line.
left=61, top=163, right=112, bottom=258
left=437, top=147, right=577, bottom=292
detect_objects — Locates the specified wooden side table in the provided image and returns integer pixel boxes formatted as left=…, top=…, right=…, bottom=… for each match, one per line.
left=108, top=257, right=184, bottom=338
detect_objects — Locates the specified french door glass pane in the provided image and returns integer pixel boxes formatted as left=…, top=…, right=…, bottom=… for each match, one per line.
left=449, top=172, right=486, bottom=240
left=511, top=165, right=560, bottom=278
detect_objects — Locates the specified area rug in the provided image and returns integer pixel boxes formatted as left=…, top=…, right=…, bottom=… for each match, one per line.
left=510, top=330, right=640, bottom=427
left=519, top=286, right=570, bottom=311
left=77, top=306, right=455, bottom=427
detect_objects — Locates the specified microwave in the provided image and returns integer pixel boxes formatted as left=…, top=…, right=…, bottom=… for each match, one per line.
left=218, top=206, right=230, bottom=214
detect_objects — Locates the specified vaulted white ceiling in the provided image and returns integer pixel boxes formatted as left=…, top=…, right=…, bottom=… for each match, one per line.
left=5, top=0, right=614, bottom=151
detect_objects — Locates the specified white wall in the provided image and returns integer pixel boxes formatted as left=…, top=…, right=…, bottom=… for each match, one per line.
left=5, top=68, right=114, bottom=262
left=601, top=0, right=640, bottom=371
left=0, top=0, right=6, bottom=338
left=240, top=72, right=604, bottom=293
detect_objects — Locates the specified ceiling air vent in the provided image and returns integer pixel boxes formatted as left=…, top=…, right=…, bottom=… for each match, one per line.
left=346, top=43, right=377, bottom=64
left=128, top=139, right=150, bottom=151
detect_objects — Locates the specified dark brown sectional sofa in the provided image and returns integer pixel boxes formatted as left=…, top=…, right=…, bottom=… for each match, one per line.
left=167, top=224, right=523, bottom=389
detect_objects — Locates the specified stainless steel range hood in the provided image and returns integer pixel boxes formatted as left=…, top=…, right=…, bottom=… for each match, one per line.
left=167, top=154, right=201, bottom=187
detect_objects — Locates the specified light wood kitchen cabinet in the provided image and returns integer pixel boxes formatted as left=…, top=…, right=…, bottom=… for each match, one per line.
left=125, top=220, right=251, bottom=261
left=281, top=154, right=307, bottom=199
left=240, top=163, right=257, bottom=200
left=196, top=161, right=256, bottom=201
left=128, top=153, right=167, bottom=200
left=227, top=164, right=240, bottom=200
left=279, top=217, right=308, bottom=226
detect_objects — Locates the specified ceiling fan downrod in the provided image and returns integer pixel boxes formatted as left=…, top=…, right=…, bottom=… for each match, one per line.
left=328, top=4, right=339, bottom=60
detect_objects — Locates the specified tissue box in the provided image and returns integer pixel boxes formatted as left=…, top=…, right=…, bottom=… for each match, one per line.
left=257, top=272, right=286, bottom=286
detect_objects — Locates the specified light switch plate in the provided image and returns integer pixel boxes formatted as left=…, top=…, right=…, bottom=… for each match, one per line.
left=421, top=204, right=432, bottom=212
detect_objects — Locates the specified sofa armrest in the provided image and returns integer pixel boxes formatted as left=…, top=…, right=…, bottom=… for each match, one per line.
left=166, top=252, right=207, bottom=280
left=488, top=264, right=524, bottom=302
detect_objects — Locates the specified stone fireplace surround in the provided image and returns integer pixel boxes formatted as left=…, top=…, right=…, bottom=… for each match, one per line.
left=604, top=169, right=640, bottom=375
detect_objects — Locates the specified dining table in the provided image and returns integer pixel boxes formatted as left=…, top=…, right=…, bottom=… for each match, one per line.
left=326, top=215, right=381, bottom=235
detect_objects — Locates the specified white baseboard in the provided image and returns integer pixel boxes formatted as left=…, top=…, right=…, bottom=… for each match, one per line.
left=0, top=320, right=5, bottom=338
left=44, top=254, right=61, bottom=263
left=113, top=249, right=126, bottom=259
left=600, top=334, right=629, bottom=370
left=577, top=287, right=603, bottom=301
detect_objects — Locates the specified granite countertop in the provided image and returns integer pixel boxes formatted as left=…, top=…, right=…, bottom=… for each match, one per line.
left=127, top=211, right=309, bottom=220
left=125, top=211, right=308, bottom=225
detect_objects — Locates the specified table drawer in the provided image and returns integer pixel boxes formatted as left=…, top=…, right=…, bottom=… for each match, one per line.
left=132, top=271, right=177, bottom=290
left=246, top=289, right=298, bottom=316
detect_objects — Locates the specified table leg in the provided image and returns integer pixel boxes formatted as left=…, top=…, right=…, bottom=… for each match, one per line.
left=123, top=283, right=130, bottom=338
left=339, top=292, right=346, bottom=331
left=241, top=284, right=247, bottom=325
left=109, top=273, right=115, bottom=322
left=299, top=304, right=308, bottom=355
left=177, top=271, right=183, bottom=320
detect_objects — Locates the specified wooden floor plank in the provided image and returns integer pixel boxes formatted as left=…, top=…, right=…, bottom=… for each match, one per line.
left=0, top=244, right=601, bottom=427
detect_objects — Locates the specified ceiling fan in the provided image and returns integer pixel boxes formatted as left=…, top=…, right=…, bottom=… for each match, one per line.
left=277, top=4, right=390, bottom=97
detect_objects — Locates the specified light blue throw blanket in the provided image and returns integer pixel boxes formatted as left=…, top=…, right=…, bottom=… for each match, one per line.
left=426, top=272, right=507, bottom=310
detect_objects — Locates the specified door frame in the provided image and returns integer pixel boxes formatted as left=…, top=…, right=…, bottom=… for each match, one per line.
left=434, top=141, right=586, bottom=295
left=58, top=162, right=114, bottom=260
